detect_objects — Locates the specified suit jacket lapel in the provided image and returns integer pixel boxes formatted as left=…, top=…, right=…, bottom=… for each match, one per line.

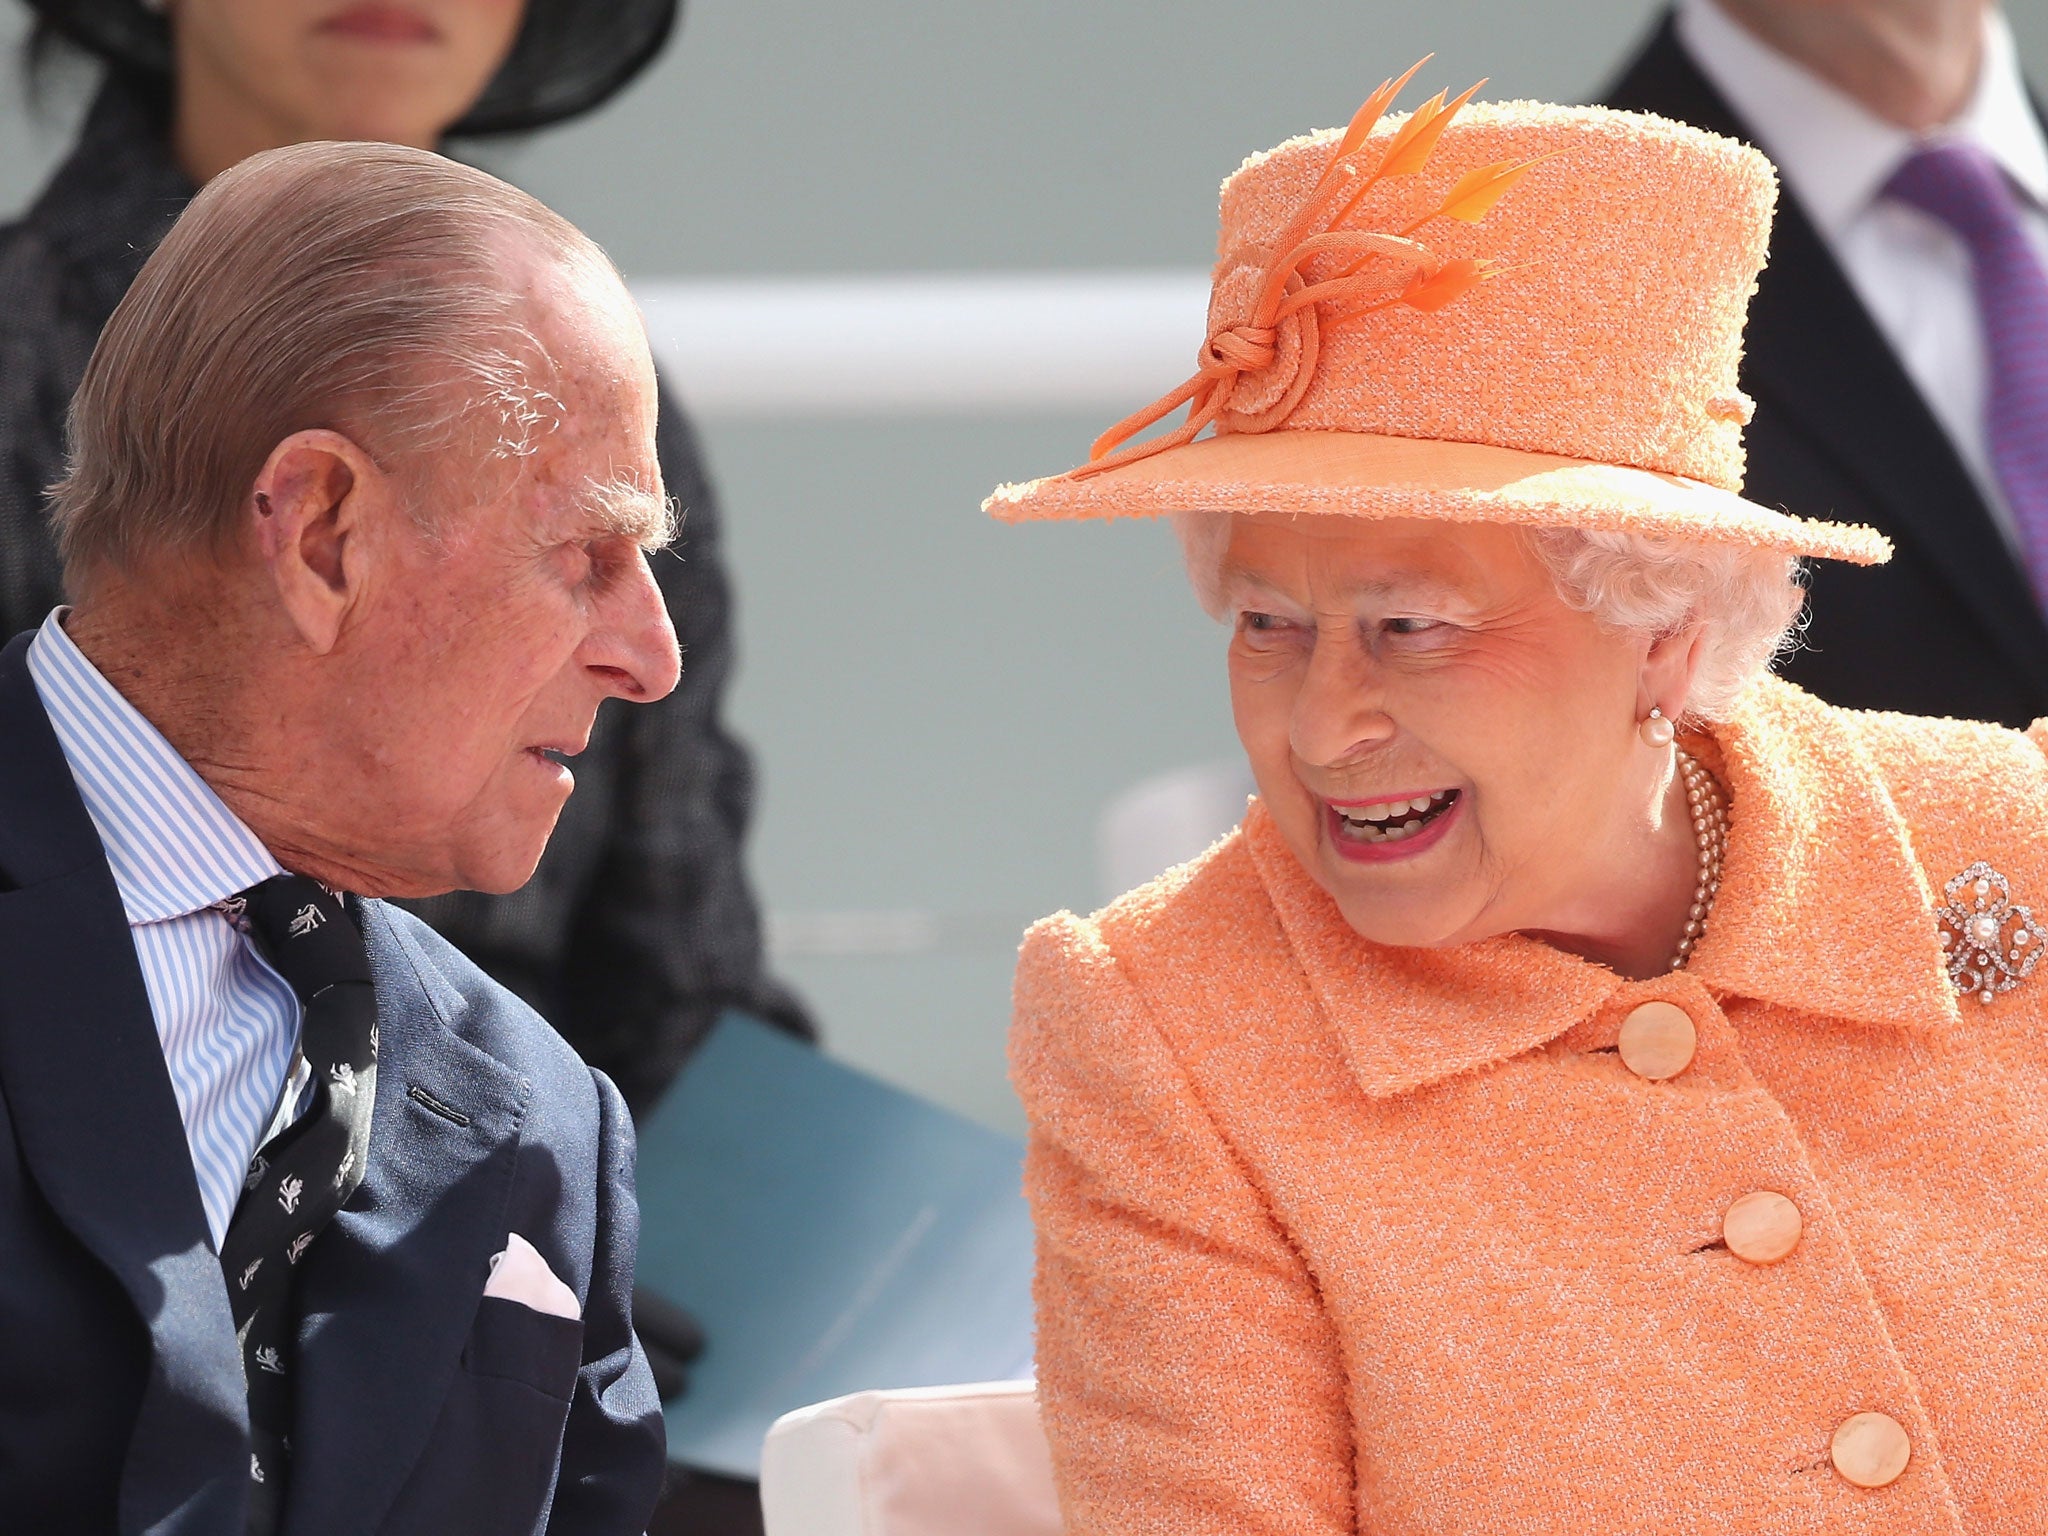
left=1604, top=16, right=2048, bottom=696
left=284, top=900, right=530, bottom=1536
left=0, top=635, right=248, bottom=1535
left=1744, top=196, right=2048, bottom=692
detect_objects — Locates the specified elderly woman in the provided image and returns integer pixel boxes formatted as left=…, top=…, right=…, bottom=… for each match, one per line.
left=987, top=69, right=2048, bottom=1535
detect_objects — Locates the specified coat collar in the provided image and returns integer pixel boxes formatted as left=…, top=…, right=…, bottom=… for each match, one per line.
left=1246, top=677, right=1960, bottom=1101
left=0, top=634, right=532, bottom=1535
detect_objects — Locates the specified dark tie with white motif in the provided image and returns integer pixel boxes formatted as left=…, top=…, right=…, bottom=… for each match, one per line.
left=215, top=875, right=378, bottom=1534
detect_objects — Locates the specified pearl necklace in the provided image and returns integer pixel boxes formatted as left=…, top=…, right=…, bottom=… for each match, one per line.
left=1671, top=747, right=1729, bottom=972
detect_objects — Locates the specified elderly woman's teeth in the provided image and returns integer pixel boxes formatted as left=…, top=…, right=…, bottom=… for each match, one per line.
left=1335, top=790, right=1456, bottom=841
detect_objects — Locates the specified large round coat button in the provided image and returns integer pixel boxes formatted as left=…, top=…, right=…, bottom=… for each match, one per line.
left=1831, top=1412, right=1911, bottom=1488
left=1617, top=1001, right=1697, bottom=1080
left=1722, top=1190, right=1802, bottom=1264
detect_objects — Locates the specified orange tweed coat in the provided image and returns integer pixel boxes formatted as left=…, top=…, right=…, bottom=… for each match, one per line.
left=1012, top=678, right=2048, bottom=1534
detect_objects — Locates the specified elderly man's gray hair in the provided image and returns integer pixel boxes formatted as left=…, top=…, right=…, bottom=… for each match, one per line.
left=49, top=140, right=646, bottom=588
left=1173, top=511, right=1805, bottom=721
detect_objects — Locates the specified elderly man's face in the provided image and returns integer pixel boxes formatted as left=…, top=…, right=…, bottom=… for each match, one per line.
left=1222, top=514, right=1658, bottom=950
left=331, top=263, right=679, bottom=895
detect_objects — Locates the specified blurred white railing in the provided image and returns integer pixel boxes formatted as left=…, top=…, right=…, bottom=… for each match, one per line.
left=764, top=910, right=1039, bottom=959
left=633, top=270, right=1210, bottom=418
left=639, top=270, right=1216, bottom=959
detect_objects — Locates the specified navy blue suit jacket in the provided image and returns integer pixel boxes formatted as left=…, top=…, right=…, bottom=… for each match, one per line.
left=0, top=633, right=666, bottom=1534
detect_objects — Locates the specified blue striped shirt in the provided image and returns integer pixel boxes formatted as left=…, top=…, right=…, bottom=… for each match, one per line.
left=28, top=609, right=298, bottom=1247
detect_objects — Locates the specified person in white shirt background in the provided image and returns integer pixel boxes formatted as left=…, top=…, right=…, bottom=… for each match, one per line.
left=1606, top=0, right=2048, bottom=727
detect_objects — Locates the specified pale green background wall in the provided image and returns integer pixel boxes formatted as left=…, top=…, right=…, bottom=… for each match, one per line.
left=4, top=3, right=2044, bottom=1131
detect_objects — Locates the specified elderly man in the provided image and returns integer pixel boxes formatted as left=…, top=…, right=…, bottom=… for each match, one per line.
left=0, top=142, right=672, bottom=1533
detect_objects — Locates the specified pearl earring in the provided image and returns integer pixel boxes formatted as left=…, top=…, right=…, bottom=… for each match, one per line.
left=1640, top=706, right=1676, bottom=748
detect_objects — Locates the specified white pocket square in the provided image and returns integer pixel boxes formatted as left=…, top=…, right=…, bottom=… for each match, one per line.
left=483, top=1232, right=581, bottom=1321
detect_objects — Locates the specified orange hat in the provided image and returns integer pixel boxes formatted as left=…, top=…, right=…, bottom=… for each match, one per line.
left=985, top=65, right=1889, bottom=566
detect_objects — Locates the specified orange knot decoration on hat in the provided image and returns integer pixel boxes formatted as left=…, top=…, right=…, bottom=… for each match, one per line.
left=984, top=63, right=1891, bottom=567
left=1087, top=60, right=1533, bottom=471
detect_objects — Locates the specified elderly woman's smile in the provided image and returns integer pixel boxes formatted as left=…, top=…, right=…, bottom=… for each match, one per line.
left=1324, top=787, right=1460, bottom=852
left=1209, top=511, right=1737, bottom=978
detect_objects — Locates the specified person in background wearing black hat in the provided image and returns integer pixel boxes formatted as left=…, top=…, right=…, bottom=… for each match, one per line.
left=0, top=1, right=812, bottom=1112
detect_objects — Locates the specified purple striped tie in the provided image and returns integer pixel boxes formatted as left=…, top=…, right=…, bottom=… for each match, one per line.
left=1884, top=141, right=2048, bottom=611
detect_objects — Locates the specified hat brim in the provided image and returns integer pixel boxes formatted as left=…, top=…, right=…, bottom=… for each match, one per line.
left=986, top=430, right=1891, bottom=566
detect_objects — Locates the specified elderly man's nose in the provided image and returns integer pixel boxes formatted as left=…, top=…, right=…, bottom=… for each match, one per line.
left=586, top=553, right=680, bottom=702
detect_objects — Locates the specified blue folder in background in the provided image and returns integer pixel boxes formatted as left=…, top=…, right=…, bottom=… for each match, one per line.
left=634, top=1012, right=1037, bottom=1478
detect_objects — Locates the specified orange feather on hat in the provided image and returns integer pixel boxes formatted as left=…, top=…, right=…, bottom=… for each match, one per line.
left=987, top=65, right=1890, bottom=569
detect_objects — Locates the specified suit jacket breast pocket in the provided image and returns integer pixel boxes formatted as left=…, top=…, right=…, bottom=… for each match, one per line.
left=379, top=1297, right=586, bottom=1536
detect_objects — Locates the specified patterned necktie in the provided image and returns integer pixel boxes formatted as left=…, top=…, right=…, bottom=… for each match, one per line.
left=214, top=875, right=378, bottom=1534
left=1883, top=141, right=2048, bottom=611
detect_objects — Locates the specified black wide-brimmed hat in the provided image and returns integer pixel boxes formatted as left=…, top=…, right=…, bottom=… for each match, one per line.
left=23, top=0, right=678, bottom=136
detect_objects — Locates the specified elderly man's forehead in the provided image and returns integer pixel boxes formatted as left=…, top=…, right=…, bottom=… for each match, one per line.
left=497, top=236, right=644, bottom=360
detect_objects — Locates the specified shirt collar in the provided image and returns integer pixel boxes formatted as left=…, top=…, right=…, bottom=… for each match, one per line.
left=1958, top=12, right=2048, bottom=210
left=26, top=610, right=282, bottom=926
left=1243, top=677, right=1960, bottom=1101
left=1677, top=0, right=2048, bottom=238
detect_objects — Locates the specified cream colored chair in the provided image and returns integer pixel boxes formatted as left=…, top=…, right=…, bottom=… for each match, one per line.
left=759, top=1381, right=1061, bottom=1536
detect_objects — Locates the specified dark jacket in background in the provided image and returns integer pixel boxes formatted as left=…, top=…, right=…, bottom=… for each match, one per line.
left=0, top=77, right=811, bottom=1113
left=1603, top=14, right=2048, bottom=728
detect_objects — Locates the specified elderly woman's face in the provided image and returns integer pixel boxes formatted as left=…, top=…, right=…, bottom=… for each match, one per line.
left=1222, top=513, right=1661, bottom=950
left=172, top=0, right=525, bottom=151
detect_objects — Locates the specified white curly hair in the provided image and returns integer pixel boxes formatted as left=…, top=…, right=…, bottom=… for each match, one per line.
left=1171, top=511, right=1804, bottom=722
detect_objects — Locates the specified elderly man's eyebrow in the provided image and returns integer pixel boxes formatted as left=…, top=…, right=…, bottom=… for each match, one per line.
left=576, top=475, right=678, bottom=549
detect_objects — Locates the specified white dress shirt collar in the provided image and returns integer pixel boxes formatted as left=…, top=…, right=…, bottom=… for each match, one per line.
left=28, top=609, right=282, bottom=925
left=1676, top=0, right=2048, bottom=238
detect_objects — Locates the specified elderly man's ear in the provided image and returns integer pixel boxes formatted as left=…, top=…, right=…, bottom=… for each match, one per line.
left=247, top=430, right=393, bottom=656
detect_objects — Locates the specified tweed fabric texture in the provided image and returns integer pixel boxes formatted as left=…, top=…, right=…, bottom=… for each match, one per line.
left=988, top=102, right=1889, bottom=566
left=0, top=79, right=811, bottom=1109
left=1215, top=104, right=1766, bottom=485
left=1014, top=677, right=2048, bottom=1534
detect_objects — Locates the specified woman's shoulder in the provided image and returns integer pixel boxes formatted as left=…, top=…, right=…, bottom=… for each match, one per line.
left=1012, top=820, right=1298, bottom=1153
left=1015, top=819, right=1271, bottom=1044
left=1745, top=676, right=2044, bottom=786
left=1808, top=690, right=2048, bottom=800
left=1755, top=680, right=2048, bottom=892
left=1019, top=818, right=1269, bottom=983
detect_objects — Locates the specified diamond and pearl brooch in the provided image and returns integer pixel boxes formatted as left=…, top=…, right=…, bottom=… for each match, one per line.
left=1936, top=863, right=2047, bottom=1006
